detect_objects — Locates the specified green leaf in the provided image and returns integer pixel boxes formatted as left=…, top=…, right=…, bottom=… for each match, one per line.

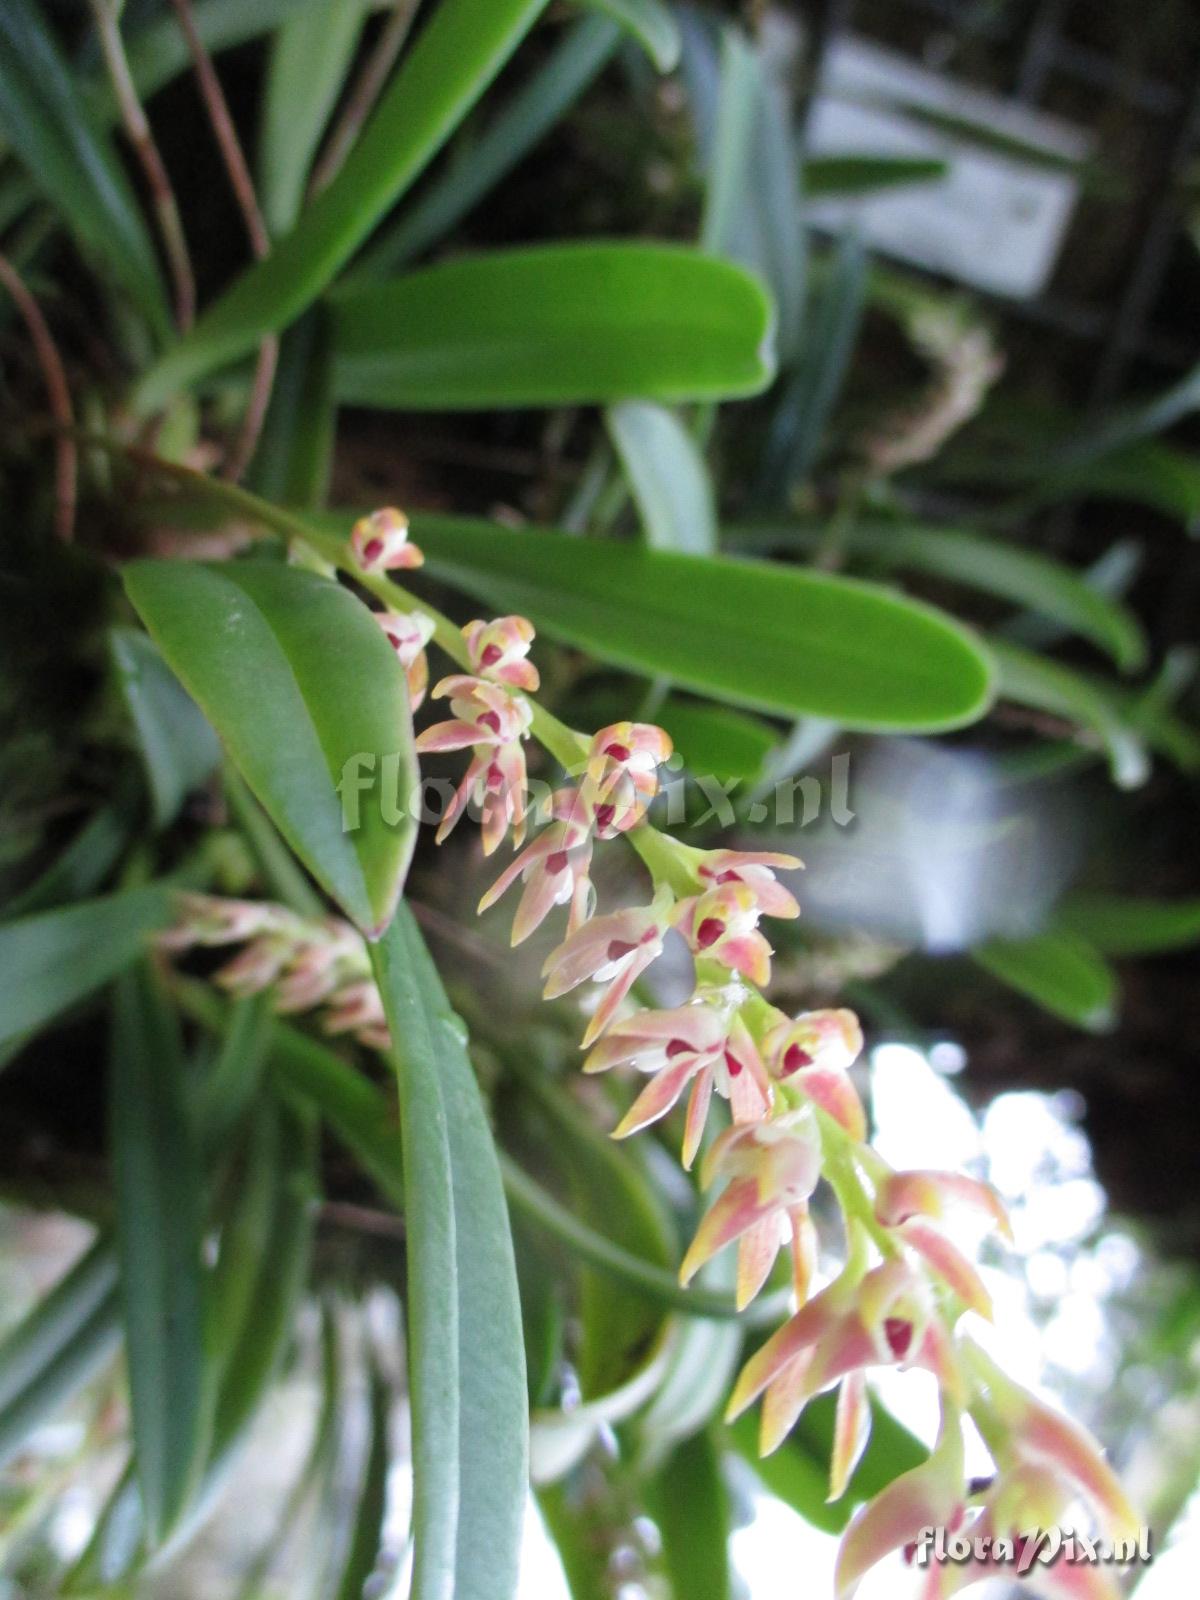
left=972, top=926, right=1117, bottom=1031
left=135, top=0, right=553, bottom=407
left=109, top=962, right=208, bottom=1543
left=1056, top=892, right=1200, bottom=956
left=731, top=518, right=1146, bottom=672
left=335, top=1359, right=392, bottom=1600
left=576, top=0, right=679, bottom=70
left=360, top=14, right=620, bottom=275
left=259, top=0, right=370, bottom=235
left=802, top=153, right=950, bottom=195
left=249, top=309, right=337, bottom=508
left=412, top=513, right=996, bottom=731
left=538, top=1481, right=612, bottom=1600
left=990, top=638, right=1149, bottom=789
left=116, top=0, right=338, bottom=106
left=332, top=244, right=775, bottom=408
left=0, top=884, right=171, bottom=1051
left=124, top=560, right=416, bottom=935
left=0, top=0, right=167, bottom=330
left=3, top=782, right=137, bottom=918
left=370, top=905, right=528, bottom=1600
left=607, top=401, right=718, bottom=555
left=643, top=1431, right=732, bottom=1600
left=199, top=993, right=274, bottom=1152
left=110, top=629, right=222, bottom=828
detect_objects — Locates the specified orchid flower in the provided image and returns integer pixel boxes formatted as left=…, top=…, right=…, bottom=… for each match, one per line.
left=875, top=1170, right=1013, bottom=1320
left=478, top=789, right=595, bottom=944
left=763, top=1006, right=867, bottom=1139
left=695, top=848, right=802, bottom=917
left=582, top=995, right=770, bottom=1167
left=674, top=881, right=776, bottom=986
left=463, top=615, right=540, bottom=690
left=416, top=677, right=534, bottom=854
left=350, top=507, right=423, bottom=572
left=376, top=609, right=435, bottom=710
left=680, top=1108, right=822, bottom=1308
left=580, top=721, right=673, bottom=836
left=541, top=889, right=673, bottom=1046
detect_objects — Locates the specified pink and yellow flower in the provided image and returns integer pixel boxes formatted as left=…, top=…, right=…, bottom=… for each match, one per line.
left=674, top=881, right=776, bottom=986
left=462, top=615, right=540, bottom=690
left=764, top=1007, right=867, bottom=1138
left=875, top=1170, right=1013, bottom=1320
left=541, top=892, right=672, bottom=1046
left=350, top=507, right=423, bottom=572
left=376, top=609, right=435, bottom=710
left=695, top=848, right=802, bottom=918
left=582, top=997, right=771, bottom=1167
left=478, top=789, right=595, bottom=944
left=680, top=1109, right=822, bottom=1309
left=580, top=721, right=673, bottom=837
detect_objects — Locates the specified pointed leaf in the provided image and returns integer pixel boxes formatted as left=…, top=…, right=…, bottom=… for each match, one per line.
left=576, top=0, right=679, bottom=70
left=972, top=926, right=1117, bottom=1031
left=124, top=560, right=416, bottom=935
left=109, top=962, right=208, bottom=1543
left=1057, top=892, right=1200, bottom=956
left=331, top=244, right=775, bottom=408
left=110, top=629, right=222, bottom=828
left=135, top=0, right=553, bottom=406
left=370, top=905, right=528, bottom=1600
left=412, top=514, right=996, bottom=731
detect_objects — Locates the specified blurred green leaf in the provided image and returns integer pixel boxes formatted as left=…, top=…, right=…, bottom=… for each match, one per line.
left=335, top=1357, right=392, bottom=1600
left=607, top=401, right=717, bottom=555
left=135, top=0, right=552, bottom=406
left=110, top=629, right=222, bottom=829
left=250, top=309, right=336, bottom=508
left=731, top=517, right=1147, bottom=671
left=577, top=0, right=679, bottom=70
left=411, top=514, right=996, bottom=731
left=990, top=638, right=1149, bottom=789
left=3, top=782, right=137, bottom=918
left=332, top=245, right=775, bottom=408
left=643, top=1431, right=732, bottom=1600
left=371, top=905, right=527, bottom=1600
left=360, top=13, right=619, bottom=274
left=0, top=884, right=171, bottom=1051
left=110, top=962, right=208, bottom=1543
left=199, top=993, right=274, bottom=1152
left=0, top=1237, right=120, bottom=1469
left=124, top=560, right=416, bottom=935
left=972, top=926, right=1117, bottom=1031
left=0, top=0, right=167, bottom=331
left=259, top=0, right=370, bottom=235
left=538, top=1481, right=612, bottom=1600
left=1056, top=892, right=1200, bottom=956
left=802, top=153, right=950, bottom=195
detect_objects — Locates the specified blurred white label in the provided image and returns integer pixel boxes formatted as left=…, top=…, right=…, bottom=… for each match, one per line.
left=807, top=37, right=1092, bottom=299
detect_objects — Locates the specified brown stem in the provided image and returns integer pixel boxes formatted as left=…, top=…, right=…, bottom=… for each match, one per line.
left=169, top=0, right=274, bottom=478
left=0, top=253, right=77, bottom=541
left=89, top=0, right=195, bottom=330
left=308, top=0, right=423, bottom=196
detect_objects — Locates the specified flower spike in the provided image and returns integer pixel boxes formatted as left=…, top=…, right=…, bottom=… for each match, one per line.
left=350, top=507, right=423, bottom=572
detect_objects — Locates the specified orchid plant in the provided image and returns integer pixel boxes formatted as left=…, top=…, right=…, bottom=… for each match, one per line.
left=160, top=510, right=1140, bottom=1600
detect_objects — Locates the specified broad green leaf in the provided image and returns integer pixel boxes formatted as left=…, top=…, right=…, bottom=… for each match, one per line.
left=359, top=14, right=619, bottom=275
left=730, top=517, right=1147, bottom=671
left=110, top=629, right=222, bottom=828
left=109, top=962, right=208, bottom=1543
left=802, top=153, right=950, bottom=195
left=331, top=245, right=775, bottom=408
left=412, top=513, right=996, bottom=731
left=990, top=638, right=1148, bottom=789
left=371, top=905, right=527, bottom=1600
left=135, top=0, right=553, bottom=407
left=972, top=927, right=1117, bottom=1031
left=0, top=884, right=171, bottom=1050
left=259, top=1, right=370, bottom=235
left=643, top=1431, right=732, bottom=1600
left=1056, top=893, right=1200, bottom=956
left=0, top=0, right=166, bottom=330
left=124, top=560, right=416, bottom=935
left=607, top=401, right=717, bottom=555
left=577, top=0, right=679, bottom=70
left=758, top=229, right=867, bottom=495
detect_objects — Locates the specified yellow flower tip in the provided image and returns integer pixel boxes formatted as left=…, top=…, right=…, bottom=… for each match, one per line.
left=734, top=1281, right=756, bottom=1313
left=610, top=1110, right=639, bottom=1141
left=678, top=1242, right=704, bottom=1288
left=724, top=1371, right=757, bottom=1425
left=758, top=1408, right=791, bottom=1458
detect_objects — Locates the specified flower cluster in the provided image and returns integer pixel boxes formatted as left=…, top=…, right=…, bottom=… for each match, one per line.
left=164, top=536, right=1136, bottom=1600
left=161, top=892, right=389, bottom=1050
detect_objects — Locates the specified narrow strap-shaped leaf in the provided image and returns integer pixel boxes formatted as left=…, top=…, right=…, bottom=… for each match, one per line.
left=110, top=629, right=222, bottom=829
left=0, top=1237, right=117, bottom=1417
left=803, top=154, right=950, bottom=196
left=1056, top=892, right=1200, bottom=956
left=643, top=1431, right=732, bottom=1600
left=3, top=777, right=137, bottom=918
left=109, top=961, right=208, bottom=1543
left=0, top=1287, right=121, bottom=1470
left=972, top=926, right=1117, bottom=1031
left=135, top=0, right=552, bottom=407
left=371, top=905, right=528, bottom=1600
left=199, top=993, right=274, bottom=1152
left=575, top=0, right=680, bottom=70
left=249, top=309, right=336, bottom=508
left=334, top=1358, right=392, bottom=1600
left=360, top=14, right=620, bottom=275
left=124, top=560, right=416, bottom=935
left=607, top=401, right=718, bottom=555
left=0, top=884, right=171, bottom=1051
left=411, top=513, right=995, bottom=731
left=0, top=0, right=167, bottom=331
left=331, top=244, right=775, bottom=408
